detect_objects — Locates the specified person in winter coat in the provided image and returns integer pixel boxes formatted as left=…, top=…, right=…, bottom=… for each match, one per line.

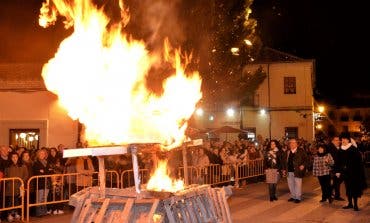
left=4, top=152, right=28, bottom=222
left=32, top=148, right=53, bottom=216
left=281, top=138, right=309, bottom=203
left=326, top=135, right=345, bottom=201
left=264, top=140, right=281, bottom=201
left=312, top=144, right=334, bottom=203
left=336, top=132, right=367, bottom=211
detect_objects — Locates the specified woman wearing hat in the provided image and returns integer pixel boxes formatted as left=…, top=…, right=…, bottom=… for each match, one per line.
left=336, top=132, right=367, bottom=211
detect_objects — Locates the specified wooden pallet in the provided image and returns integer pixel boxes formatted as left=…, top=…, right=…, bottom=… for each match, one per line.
left=69, top=185, right=232, bottom=223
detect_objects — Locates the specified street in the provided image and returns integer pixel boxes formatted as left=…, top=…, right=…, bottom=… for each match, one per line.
left=28, top=170, right=370, bottom=223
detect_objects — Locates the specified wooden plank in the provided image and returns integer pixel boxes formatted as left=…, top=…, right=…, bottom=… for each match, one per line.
left=119, top=198, right=134, bottom=223
left=106, top=210, right=120, bottom=223
left=220, top=189, right=232, bottom=223
left=85, top=210, right=97, bottom=223
left=70, top=191, right=89, bottom=223
left=90, top=197, right=159, bottom=204
left=98, top=157, right=106, bottom=198
left=78, top=198, right=92, bottom=223
left=178, top=202, right=191, bottom=223
left=208, top=189, right=220, bottom=219
left=195, top=196, right=208, bottom=222
left=63, top=146, right=128, bottom=158
left=164, top=201, right=177, bottom=223
left=186, top=197, right=200, bottom=223
left=201, top=193, right=217, bottom=222
left=217, top=191, right=228, bottom=223
left=94, top=198, right=110, bottom=223
left=147, top=199, right=160, bottom=223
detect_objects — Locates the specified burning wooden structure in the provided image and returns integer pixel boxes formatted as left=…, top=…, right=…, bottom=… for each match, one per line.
left=64, top=143, right=233, bottom=223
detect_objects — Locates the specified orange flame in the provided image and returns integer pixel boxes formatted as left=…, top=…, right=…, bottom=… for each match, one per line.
left=39, top=0, right=202, bottom=149
left=146, top=160, right=184, bottom=192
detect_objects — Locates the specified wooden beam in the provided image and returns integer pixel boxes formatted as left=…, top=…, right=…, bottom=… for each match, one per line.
left=98, top=157, right=106, bottom=197
left=63, top=146, right=128, bottom=158
left=147, top=199, right=160, bottom=223
left=119, top=198, right=134, bottom=223
left=94, top=198, right=110, bottom=223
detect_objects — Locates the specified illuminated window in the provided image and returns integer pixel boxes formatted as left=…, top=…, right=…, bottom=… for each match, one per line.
left=285, top=127, right=298, bottom=139
left=284, top=76, right=296, bottom=94
left=9, top=129, right=40, bottom=150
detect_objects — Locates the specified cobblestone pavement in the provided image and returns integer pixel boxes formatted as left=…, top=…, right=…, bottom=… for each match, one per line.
left=26, top=170, right=369, bottom=223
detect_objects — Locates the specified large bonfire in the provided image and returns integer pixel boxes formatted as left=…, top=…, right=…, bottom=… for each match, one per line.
left=39, top=0, right=202, bottom=192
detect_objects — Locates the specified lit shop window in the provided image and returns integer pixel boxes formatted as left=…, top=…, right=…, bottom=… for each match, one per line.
left=9, top=129, right=40, bottom=150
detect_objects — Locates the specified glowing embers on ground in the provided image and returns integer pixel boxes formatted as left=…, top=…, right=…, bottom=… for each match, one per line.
left=38, top=0, right=202, bottom=149
left=146, top=160, right=184, bottom=193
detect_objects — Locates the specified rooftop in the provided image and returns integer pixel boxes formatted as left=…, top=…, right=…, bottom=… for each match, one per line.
left=0, top=63, right=45, bottom=91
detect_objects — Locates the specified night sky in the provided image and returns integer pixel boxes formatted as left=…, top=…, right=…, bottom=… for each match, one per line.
left=252, top=0, right=370, bottom=106
left=0, top=0, right=369, bottom=106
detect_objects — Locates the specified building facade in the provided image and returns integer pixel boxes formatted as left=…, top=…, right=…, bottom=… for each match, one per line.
left=0, top=63, right=78, bottom=149
left=193, top=49, right=315, bottom=142
left=319, top=105, right=370, bottom=137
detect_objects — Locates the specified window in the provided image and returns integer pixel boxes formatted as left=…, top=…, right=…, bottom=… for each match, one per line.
left=340, top=113, right=349, bottom=122
left=328, top=125, right=336, bottom=136
left=328, top=111, right=336, bottom=120
left=285, top=127, right=298, bottom=139
left=241, top=93, right=259, bottom=107
left=9, top=129, right=40, bottom=150
left=284, top=76, right=296, bottom=94
left=240, top=127, right=256, bottom=140
left=353, top=111, right=363, bottom=121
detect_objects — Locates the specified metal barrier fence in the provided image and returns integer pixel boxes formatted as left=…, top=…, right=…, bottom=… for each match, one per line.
left=179, top=166, right=199, bottom=185
left=25, top=170, right=119, bottom=222
left=120, top=168, right=150, bottom=188
left=0, top=177, right=25, bottom=222
left=1, top=160, right=264, bottom=222
left=237, top=159, right=265, bottom=181
left=119, top=159, right=265, bottom=189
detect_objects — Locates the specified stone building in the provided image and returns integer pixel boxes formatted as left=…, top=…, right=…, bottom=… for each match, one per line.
left=192, top=48, right=315, bottom=142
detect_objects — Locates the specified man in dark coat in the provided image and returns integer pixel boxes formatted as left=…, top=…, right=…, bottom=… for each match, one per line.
left=327, top=135, right=345, bottom=201
left=336, top=132, right=367, bottom=211
left=281, top=138, right=309, bottom=203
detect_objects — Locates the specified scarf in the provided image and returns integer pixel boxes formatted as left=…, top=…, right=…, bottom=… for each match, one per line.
left=268, top=150, right=277, bottom=164
left=341, top=143, right=352, bottom=150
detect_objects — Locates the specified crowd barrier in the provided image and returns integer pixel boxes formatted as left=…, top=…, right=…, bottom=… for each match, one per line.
left=1, top=160, right=264, bottom=222
left=0, top=177, right=25, bottom=222
left=119, top=159, right=265, bottom=189
left=25, top=170, right=119, bottom=222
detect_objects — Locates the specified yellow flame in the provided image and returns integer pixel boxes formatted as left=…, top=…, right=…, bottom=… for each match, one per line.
left=146, top=160, right=184, bottom=192
left=39, top=0, right=202, bottom=149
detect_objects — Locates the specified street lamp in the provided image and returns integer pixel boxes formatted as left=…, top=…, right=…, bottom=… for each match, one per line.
left=260, top=109, right=266, bottom=115
left=318, top=106, right=325, bottom=113
left=226, top=108, right=235, bottom=117
left=195, top=108, right=204, bottom=116
left=316, top=124, right=323, bottom=129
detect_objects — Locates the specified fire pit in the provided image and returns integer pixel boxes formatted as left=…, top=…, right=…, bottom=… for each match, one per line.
left=64, top=144, right=233, bottom=223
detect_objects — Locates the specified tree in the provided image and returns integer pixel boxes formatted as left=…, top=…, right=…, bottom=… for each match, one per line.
left=202, top=0, right=263, bottom=104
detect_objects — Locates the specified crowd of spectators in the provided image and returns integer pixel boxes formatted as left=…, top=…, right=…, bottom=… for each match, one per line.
left=0, top=133, right=369, bottom=222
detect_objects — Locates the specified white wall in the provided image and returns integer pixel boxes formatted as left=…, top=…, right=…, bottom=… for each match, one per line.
left=0, top=91, right=78, bottom=148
